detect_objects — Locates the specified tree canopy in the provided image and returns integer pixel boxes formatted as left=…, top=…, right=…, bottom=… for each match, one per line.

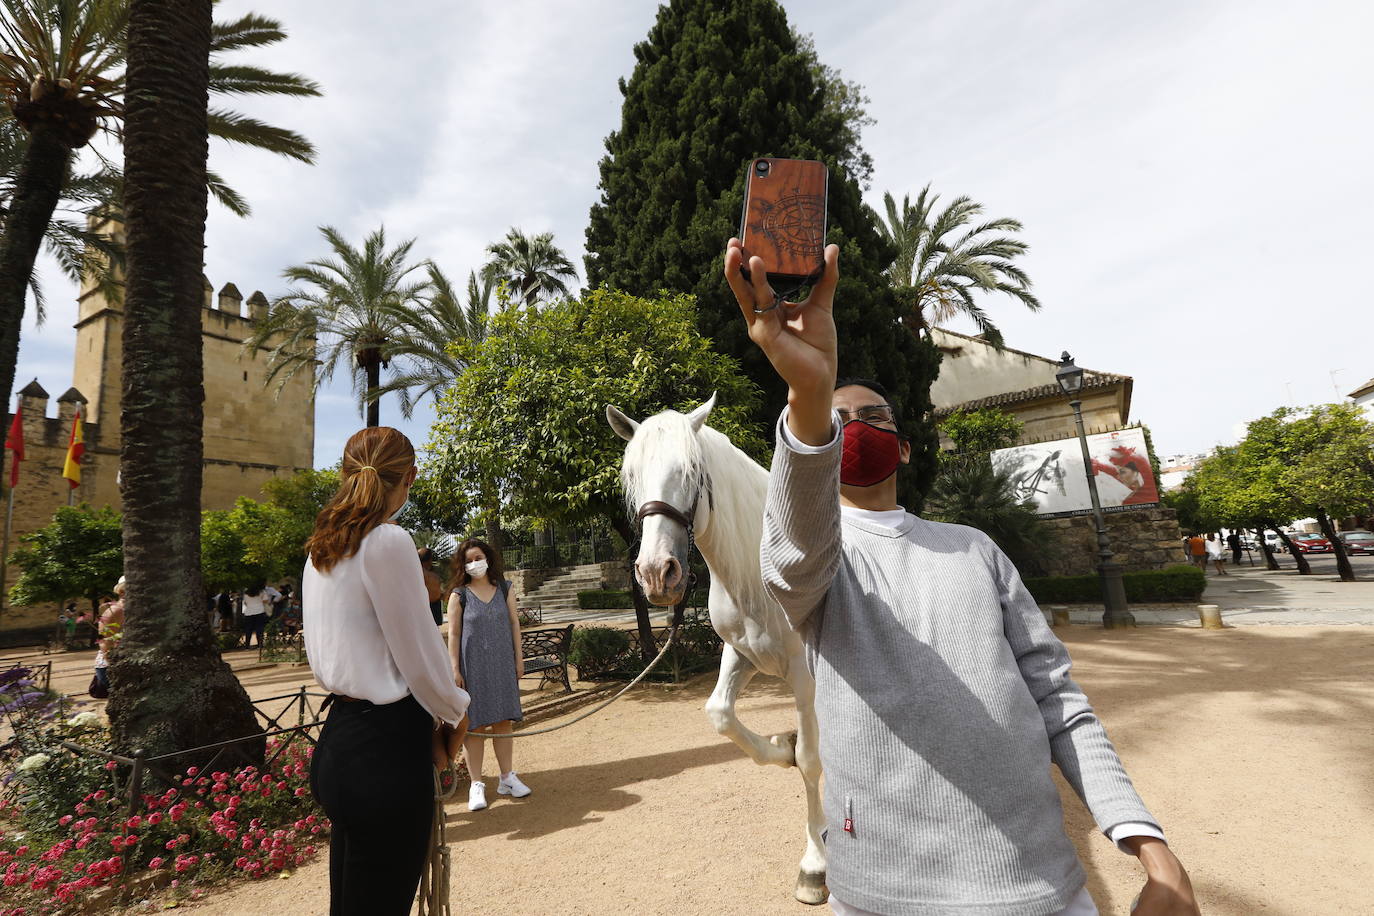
left=583, top=0, right=942, bottom=505
left=423, top=287, right=768, bottom=534
left=939, top=407, right=1023, bottom=456
left=9, top=505, right=123, bottom=612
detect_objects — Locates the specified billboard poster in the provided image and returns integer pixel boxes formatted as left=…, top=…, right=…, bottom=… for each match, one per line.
left=991, top=427, right=1160, bottom=518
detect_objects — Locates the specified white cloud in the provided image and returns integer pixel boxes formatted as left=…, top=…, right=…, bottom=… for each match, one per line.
left=12, top=0, right=1372, bottom=468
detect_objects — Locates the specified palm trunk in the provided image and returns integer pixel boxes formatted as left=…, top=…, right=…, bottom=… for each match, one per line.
left=1316, top=509, right=1355, bottom=582
left=481, top=490, right=504, bottom=552
left=365, top=357, right=380, bottom=427
left=0, top=128, right=71, bottom=485
left=107, top=0, right=262, bottom=767
left=1267, top=521, right=1311, bottom=575
left=1255, top=526, right=1279, bottom=571
left=611, top=514, right=657, bottom=666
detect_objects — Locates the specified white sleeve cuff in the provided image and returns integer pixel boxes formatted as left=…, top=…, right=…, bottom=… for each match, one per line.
left=1108, top=821, right=1167, bottom=854
left=777, top=406, right=841, bottom=454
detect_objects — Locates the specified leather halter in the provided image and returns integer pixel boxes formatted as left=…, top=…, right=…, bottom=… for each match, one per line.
left=635, top=499, right=695, bottom=531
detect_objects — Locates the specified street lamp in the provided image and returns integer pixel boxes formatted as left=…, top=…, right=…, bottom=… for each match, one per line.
left=1056, top=352, right=1135, bottom=629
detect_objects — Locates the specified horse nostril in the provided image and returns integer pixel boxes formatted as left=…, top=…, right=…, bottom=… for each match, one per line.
left=663, top=557, right=682, bottom=588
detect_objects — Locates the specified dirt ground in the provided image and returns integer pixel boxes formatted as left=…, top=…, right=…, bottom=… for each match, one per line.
left=20, top=625, right=1373, bottom=915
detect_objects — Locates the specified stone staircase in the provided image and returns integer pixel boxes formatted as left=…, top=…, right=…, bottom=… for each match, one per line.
left=518, top=563, right=609, bottom=615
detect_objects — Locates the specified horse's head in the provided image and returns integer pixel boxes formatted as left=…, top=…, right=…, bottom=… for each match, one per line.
left=606, top=394, right=716, bottom=608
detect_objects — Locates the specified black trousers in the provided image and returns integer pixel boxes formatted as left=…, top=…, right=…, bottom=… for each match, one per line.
left=241, top=613, right=267, bottom=647
left=310, top=694, right=434, bottom=916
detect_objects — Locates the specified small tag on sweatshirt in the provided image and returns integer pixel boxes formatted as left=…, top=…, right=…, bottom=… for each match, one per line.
left=844, top=796, right=854, bottom=834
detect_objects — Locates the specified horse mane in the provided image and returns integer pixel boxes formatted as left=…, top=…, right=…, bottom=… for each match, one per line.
left=621, top=410, right=772, bottom=615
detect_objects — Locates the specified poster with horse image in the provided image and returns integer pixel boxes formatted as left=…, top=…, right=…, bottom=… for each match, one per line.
left=991, top=426, right=1160, bottom=518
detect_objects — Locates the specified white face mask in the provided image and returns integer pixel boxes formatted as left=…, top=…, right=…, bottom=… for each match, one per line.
left=465, top=559, right=489, bottom=578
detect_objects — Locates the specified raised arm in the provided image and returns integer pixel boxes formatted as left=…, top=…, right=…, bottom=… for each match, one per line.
left=360, top=525, right=469, bottom=727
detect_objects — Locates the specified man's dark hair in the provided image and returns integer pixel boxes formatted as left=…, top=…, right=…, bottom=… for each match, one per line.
left=835, top=376, right=894, bottom=409
left=417, top=547, right=435, bottom=564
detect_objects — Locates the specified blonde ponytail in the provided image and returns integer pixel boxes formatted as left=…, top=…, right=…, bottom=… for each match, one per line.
left=306, top=427, right=416, bottom=572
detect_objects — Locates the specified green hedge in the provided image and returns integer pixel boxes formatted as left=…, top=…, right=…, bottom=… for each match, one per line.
left=1024, top=565, right=1206, bottom=604
left=568, top=626, right=632, bottom=678
left=578, top=588, right=709, bottom=609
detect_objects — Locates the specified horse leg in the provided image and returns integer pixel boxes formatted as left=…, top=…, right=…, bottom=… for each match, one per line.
left=789, top=663, right=828, bottom=905
left=704, top=645, right=796, bottom=768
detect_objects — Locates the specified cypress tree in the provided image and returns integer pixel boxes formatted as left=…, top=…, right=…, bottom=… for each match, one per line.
left=586, top=0, right=941, bottom=503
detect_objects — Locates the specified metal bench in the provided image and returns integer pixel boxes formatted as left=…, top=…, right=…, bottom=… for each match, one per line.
left=519, top=624, right=573, bottom=694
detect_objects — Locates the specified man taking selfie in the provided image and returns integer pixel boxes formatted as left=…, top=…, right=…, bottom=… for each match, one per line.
left=725, top=238, right=1199, bottom=916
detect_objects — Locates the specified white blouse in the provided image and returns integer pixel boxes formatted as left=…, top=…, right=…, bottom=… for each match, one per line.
left=303, top=523, right=469, bottom=726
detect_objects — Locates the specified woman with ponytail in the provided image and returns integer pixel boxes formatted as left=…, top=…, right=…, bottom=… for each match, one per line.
left=303, top=427, right=470, bottom=915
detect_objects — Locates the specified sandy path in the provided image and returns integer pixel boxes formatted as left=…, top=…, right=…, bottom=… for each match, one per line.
left=149, top=626, right=1374, bottom=914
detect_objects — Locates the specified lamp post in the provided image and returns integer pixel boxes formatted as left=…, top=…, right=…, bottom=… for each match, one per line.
left=1055, top=352, right=1134, bottom=629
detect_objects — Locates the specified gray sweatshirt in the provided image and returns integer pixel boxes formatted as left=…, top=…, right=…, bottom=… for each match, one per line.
left=761, top=415, right=1159, bottom=915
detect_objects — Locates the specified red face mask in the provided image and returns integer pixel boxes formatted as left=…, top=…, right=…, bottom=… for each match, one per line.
left=840, top=420, right=901, bottom=487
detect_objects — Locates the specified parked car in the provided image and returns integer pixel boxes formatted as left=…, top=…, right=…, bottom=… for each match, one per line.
left=1338, top=531, right=1374, bottom=555
left=1293, top=534, right=1333, bottom=554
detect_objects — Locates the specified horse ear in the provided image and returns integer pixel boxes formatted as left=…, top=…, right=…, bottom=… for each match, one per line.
left=606, top=405, right=640, bottom=441
left=686, top=392, right=717, bottom=432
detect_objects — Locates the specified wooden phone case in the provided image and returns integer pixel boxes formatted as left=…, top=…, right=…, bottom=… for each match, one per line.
left=739, top=158, right=829, bottom=285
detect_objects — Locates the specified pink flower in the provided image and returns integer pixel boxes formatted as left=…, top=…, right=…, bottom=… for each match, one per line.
left=125, top=815, right=141, bottom=829
left=149, top=857, right=164, bottom=869
left=147, top=813, right=162, bottom=826
left=104, top=760, right=117, bottom=771
left=187, top=767, right=199, bottom=776
left=92, top=790, right=107, bottom=801
left=58, top=816, right=73, bottom=827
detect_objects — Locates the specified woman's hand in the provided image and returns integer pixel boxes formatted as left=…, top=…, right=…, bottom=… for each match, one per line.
left=515, top=656, right=525, bottom=678
left=431, top=727, right=452, bottom=771
left=453, top=671, right=464, bottom=690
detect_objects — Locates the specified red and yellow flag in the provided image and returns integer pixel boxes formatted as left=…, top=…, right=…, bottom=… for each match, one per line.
left=5, top=399, right=22, bottom=488
left=62, top=408, right=84, bottom=489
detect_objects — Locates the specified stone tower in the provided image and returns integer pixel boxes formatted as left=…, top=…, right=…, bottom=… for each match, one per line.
left=71, top=223, right=316, bottom=513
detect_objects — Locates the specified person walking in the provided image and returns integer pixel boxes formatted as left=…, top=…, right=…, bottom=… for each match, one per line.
left=1187, top=534, right=1207, bottom=569
left=304, top=426, right=469, bottom=916
left=1226, top=531, right=1243, bottom=565
left=240, top=583, right=270, bottom=649
left=725, top=237, right=1198, bottom=916
left=1205, top=534, right=1229, bottom=576
left=448, top=537, right=529, bottom=811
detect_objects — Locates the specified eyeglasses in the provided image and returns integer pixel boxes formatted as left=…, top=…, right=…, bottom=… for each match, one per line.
left=835, top=404, right=895, bottom=424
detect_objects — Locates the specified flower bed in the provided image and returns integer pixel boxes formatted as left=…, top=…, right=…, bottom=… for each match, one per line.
left=1, top=688, right=330, bottom=913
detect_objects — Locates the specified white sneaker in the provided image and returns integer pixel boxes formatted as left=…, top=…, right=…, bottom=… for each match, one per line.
left=497, top=772, right=531, bottom=798
left=467, top=781, right=488, bottom=811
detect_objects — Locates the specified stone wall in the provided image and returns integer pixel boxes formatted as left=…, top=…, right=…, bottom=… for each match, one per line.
left=1038, top=506, right=1185, bottom=577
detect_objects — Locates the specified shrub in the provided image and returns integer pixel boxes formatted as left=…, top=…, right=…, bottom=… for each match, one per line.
left=577, top=589, right=632, bottom=610
left=568, top=626, right=632, bottom=679
left=1024, top=565, right=1206, bottom=604
left=577, top=588, right=710, bottom=610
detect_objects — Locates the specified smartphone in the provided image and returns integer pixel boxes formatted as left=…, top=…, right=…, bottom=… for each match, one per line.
left=738, top=157, right=829, bottom=287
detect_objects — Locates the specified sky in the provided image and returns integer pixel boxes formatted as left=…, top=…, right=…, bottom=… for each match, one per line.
left=14, top=0, right=1374, bottom=468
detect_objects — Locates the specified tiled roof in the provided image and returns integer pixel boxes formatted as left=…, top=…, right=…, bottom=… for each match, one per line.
left=1349, top=377, right=1374, bottom=400
left=932, top=371, right=1130, bottom=417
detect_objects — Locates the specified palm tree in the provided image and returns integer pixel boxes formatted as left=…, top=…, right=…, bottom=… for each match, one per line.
left=0, top=0, right=320, bottom=481
left=246, top=226, right=429, bottom=428
left=482, top=227, right=577, bottom=306
left=877, top=185, right=1039, bottom=347
left=0, top=116, right=122, bottom=315
left=371, top=263, right=492, bottom=419
left=108, top=0, right=261, bottom=765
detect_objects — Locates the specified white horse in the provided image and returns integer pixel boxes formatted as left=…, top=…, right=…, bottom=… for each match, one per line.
left=607, top=395, right=827, bottom=905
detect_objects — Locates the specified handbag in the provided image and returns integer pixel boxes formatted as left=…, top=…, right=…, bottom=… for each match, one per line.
left=89, top=672, right=109, bottom=699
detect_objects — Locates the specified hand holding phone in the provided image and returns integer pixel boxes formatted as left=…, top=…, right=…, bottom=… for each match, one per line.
left=738, top=157, right=829, bottom=289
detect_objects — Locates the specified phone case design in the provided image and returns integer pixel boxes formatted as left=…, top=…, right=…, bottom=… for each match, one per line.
left=740, top=158, right=829, bottom=285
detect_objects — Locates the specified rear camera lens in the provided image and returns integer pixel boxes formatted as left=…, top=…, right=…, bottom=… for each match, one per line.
left=755, top=160, right=770, bottom=176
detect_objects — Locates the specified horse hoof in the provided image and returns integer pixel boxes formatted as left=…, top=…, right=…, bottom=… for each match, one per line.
left=768, top=730, right=798, bottom=767
left=795, top=870, right=828, bottom=905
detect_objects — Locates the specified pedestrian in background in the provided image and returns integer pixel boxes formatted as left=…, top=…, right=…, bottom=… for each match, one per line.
left=418, top=548, right=444, bottom=626
left=240, top=583, right=270, bottom=649
left=1187, top=534, right=1207, bottom=568
left=1205, top=534, right=1229, bottom=576
left=1226, top=531, right=1243, bottom=565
